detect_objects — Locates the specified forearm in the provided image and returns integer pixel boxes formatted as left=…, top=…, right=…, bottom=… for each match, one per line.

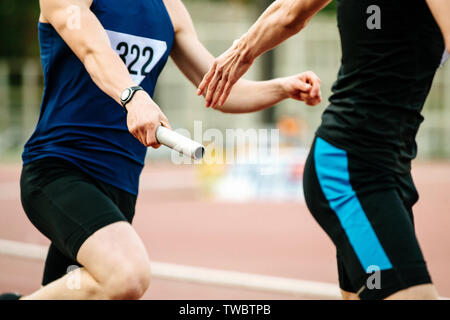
left=169, top=0, right=322, bottom=110
left=170, top=26, right=288, bottom=112
left=217, top=79, right=286, bottom=114
left=426, top=0, right=450, bottom=51
left=83, top=49, right=135, bottom=105
left=238, top=0, right=331, bottom=62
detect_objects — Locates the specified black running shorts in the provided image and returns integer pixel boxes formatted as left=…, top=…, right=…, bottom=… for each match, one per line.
left=303, top=136, right=432, bottom=300
left=20, top=157, right=137, bottom=262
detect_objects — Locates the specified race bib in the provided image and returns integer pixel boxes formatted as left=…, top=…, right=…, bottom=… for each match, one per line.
left=441, top=50, right=449, bottom=68
left=106, top=30, right=167, bottom=85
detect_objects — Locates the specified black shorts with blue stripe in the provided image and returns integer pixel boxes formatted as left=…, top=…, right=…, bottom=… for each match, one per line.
left=303, top=136, right=432, bottom=300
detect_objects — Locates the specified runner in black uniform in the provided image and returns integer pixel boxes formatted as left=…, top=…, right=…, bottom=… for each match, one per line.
left=198, top=0, right=450, bottom=299
left=304, top=0, right=444, bottom=299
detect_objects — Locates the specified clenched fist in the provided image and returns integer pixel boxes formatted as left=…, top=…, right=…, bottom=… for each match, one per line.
left=125, top=90, right=172, bottom=148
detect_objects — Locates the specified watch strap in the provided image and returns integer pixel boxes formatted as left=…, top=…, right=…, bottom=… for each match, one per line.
left=120, top=86, right=144, bottom=110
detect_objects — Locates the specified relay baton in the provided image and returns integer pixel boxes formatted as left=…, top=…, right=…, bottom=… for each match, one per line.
left=155, top=125, right=205, bottom=160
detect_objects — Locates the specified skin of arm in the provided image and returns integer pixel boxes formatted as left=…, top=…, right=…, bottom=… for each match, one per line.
left=164, top=0, right=322, bottom=113
left=426, top=0, right=450, bottom=52
left=197, top=0, right=331, bottom=108
left=39, top=0, right=171, bottom=147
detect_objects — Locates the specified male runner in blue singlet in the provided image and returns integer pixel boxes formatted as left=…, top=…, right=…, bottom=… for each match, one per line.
left=1, top=0, right=322, bottom=300
left=198, top=0, right=450, bottom=299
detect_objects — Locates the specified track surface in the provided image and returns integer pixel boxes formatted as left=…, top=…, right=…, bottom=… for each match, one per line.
left=0, top=161, right=449, bottom=299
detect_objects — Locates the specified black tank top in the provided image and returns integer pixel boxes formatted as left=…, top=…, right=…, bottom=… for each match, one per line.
left=317, top=0, right=445, bottom=174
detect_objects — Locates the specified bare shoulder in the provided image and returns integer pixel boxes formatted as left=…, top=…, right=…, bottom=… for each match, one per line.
left=39, top=0, right=93, bottom=23
left=39, top=13, right=48, bottom=23
left=161, top=0, right=194, bottom=34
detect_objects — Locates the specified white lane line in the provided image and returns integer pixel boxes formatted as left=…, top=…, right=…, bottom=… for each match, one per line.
left=3, top=239, right=445, bottom=300
left=0, top=239, right=46, bottom=260
left=151, top=261, right=341, bottom=299
left=0, top=238, right=341, bottom=299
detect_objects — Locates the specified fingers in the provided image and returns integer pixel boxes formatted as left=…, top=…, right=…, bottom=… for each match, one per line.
left=127, top=113, right=146, bottom=146
left=204, top=69, right=223, bottom=107
left=307, top=97, right=322, bottom=106
left=131, top=125, right=148, bottom=147
left=302, top=71, right=321, bottom=98
left=217, top=80, right=233, bottom=108
left=141, top=122, right=157, bottom=147
left=151, top=117, right=171, bottom=149
left=296, top=80, right=312, bottom=93
left=160, top=116, right=172, bottom=130
left=147, top=126, right=161, bottom=149
left=210, top=73, right=229, bottom=108
left=130, top=121, right=159, bottom=148
left=305, top=95, right=322, bottom=106
left=294, top=92, right=321, bottom=106
left=127, top=115, right=170, bottom=149
left=214, top=57, right=242, bottom=108
left=197, top=62, right=216, bottom=96
left=299, top=92, right=309, bottom=101
left=150, top=115, right=172, bottom=149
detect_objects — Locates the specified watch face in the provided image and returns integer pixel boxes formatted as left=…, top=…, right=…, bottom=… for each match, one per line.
left=121, top=88, right=132, bottom=102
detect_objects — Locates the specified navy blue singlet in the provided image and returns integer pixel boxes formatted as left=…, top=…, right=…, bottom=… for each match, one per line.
left=23, top=0, right=175, bottom=195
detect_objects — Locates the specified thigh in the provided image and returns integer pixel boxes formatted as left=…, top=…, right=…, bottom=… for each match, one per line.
left=304, top=137, right=431, bottom=300
left=345, top=187, right=431, bottom=299
left=20, top=157, right=131, bottom=261
left=76, top=221, right=151, bottom=287
left=304, top=138, right=367, bottom=292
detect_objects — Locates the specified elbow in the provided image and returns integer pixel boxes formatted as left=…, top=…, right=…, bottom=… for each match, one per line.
left=80, top=41, right=112, bottom=67
left=279, top=2, right=308, bottom=33
left=214, top=105, right=234, bottom=114
left=82, top=48, right=95, bottom=68
left=214, top=105, right=245, bottom=114
left=81, top=47, right=111, bottom=86
left=79, top=43, right=96, bottom=72
left=81, top=46, right=102, bottom=67
left=283, top=12, right=307, bottom=33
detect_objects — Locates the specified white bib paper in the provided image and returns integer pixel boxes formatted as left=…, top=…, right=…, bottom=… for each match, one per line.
left=106, top=30, right=168, bottom=85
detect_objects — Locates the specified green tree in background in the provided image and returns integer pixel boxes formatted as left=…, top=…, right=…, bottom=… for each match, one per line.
left=319, top=0, right=337, bottom=14
left=0, top=0, right=40, bottom=57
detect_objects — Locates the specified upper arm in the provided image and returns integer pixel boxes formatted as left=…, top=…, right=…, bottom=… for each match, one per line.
left=39, top=0, right=112, bottom=63
left=163, top=0, right=215, bottom=86
left=426, top=0, right=450, bottom=50
left=280, top=0, right=332, bottom=30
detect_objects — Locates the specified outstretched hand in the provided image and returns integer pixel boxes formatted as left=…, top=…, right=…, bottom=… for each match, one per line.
left=197, top=40, right=254, bottom=108
left=197, top=38, right=322, bottom=109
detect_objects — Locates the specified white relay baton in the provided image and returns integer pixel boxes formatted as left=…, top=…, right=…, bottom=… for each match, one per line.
left=155, top=126, right=205, bottom=160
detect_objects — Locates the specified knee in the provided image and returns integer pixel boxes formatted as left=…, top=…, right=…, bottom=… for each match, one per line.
left=104, top=262, right=151, bottom=300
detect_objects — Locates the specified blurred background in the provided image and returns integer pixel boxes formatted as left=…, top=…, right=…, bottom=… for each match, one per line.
left=0, top=0, right=449, bottom=299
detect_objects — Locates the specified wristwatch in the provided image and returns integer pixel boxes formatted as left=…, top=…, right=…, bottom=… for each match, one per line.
left=120, top=86, right=144, bottom=110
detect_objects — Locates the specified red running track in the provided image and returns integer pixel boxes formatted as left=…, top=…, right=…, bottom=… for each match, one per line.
left=0, top=161, right=449, bottom=299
